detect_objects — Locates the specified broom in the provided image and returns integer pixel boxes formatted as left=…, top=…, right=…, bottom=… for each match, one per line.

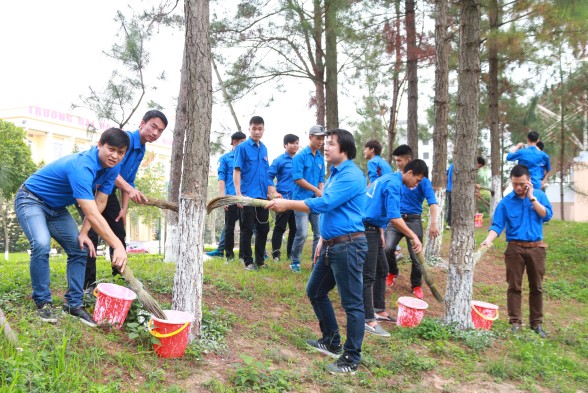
left=473, top=245, right=491, bottom=268
left=142, top=198, right=179, bottom=212
left=0, top=306, right=19, bottom=347
left=206, top=196, right=270, bottom=214
left=407, top=239, right=444, bottom=303
left=119, top=266, right=167, bottom=320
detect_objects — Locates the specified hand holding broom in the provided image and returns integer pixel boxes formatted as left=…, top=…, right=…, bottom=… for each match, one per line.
left=407, top=239, right=445, bottom=303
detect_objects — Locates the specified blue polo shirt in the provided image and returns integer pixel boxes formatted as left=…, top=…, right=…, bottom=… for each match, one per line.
left=447, top=164, right=454, bottom=192
left=117, top=130, right=145, bottom=189
left=401, top=176, right=437, bottom=215
left=305, top=159, right=366, bottom=239
left=541, top=153, right=551, bottom=179
left=233, top=137, right=270, bottom=199
left=364, top=172, right=403, bottom=228
left=268, top=152, right=295, bottom=199
left=24, top=147, right=120, bottom=209
left=292, top=146, right=325, bottom=200
left=506, top=147, right=551, bottom=189
left=489, top=189, right=552, bottom=242
left=218, top=150, right=236, bottom=196
left=367, top=155, right=393, bottom=183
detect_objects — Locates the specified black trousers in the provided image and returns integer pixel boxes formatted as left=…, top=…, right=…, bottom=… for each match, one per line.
left=84, top=192, right=126, bottom=289
left=384, top=215, right=424, bottom=289
left=271, top=210, right=296, bottom=259
left=446, top=191, right=452, bottom=227
left=223, top=204, right=241, bottom=259
left=240, top=206, right=269, bottom=266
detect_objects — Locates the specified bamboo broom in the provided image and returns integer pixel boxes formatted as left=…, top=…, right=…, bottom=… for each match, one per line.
left=0, top=306, right=19, bottom=347
left=407, top=239, right=444, bottom=303
left=119, top=266, right=167, bottom=320
left=142, top=198, right=178, bottom=212
left=206, top=196, right=271, bottom=214
left=473, top=245, right=491, bottom=268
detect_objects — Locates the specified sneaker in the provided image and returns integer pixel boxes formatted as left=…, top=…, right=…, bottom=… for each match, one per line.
left=396, top=252, right=404, bottom=261
left=375, top=313, right=397, bottom=323
left=386, top=273, right=398, bottom=287
left=244, top=264, right=256, bottom=271
left=445, top=225, right=451, bottom=230
left=206, top=250, right=222, bottom=257
left=290, top=263, right=301, bottom=273
left=62, top=305, right=97, bottom=327
left=258, top=264, right=268, bottom=269
left=531, top=325, right=548, bottom=338
left=84, top=284, right=97, bottom=298
left=306, top=338, right=342, bottom=358
left=273, top=257, right=280, bottom=262
left=365, top=323, right=391, bottom=337
left=412, top=286, right=424, bottom=299
left=36, top=303, right=58, bottom=323
left=327, top=353, right=358, bottom=374
left=510, top=323, right=522, bottom=333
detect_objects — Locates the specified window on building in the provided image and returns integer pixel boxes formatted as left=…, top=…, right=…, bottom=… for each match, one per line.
left=423, top=152, right=430, bottom=160
left=423, top=139, right=430, bottom=146
left=53, top=140, right=64, bottom=159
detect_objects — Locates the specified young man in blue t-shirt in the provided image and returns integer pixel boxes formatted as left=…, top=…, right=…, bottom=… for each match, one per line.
left=15, top=128, right=130, bottom=326
left=506, top=131, right=551, bottom=189
left=363, top=140, right=392, bottom=185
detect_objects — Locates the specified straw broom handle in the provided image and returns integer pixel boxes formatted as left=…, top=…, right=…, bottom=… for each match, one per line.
left=142, top=198, right=178, bottom=212
left=407, top=239, right=444, bottom=303
left=118, top=266, right=167, bottom=320
left=0, top=306, right=19, bottom=346
left=206, top=196, right=271, bottom=214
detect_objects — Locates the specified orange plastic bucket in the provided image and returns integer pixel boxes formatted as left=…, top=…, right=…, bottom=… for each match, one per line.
left=474, top=213, right=484, bottom=228
left=396, top=296, right=428, bottom=327
left=93, top=283, right=136, bottom=329
left=471, top=300, right=499, bottom=330
left=149, top=310, right=193, bottom=358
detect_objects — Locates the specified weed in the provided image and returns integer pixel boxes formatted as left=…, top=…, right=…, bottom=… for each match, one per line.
left=231, top=354, right=296, bottom=392
left=184, top=306, right=236, bottom=359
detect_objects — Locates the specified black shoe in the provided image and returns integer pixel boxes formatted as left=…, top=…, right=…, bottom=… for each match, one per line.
left=63, top=305, right=97, bottom=327
left=531, top=325, right=548, bottom=338
left=306, top=338, right=343, bottom=358
left=37, top=302, right=58, bottom=323
left=510, top=323, right=522, bottom=333
left=326, top=353, right=358, bottom=374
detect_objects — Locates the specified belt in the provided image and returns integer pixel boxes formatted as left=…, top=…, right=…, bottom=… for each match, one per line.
left=19, top=184, right=44, bottom=203
left=401, top=214, right=421, bottom=219
left=363, top=222, right=378, bottom=231
left=323, top=232, right=365, bottom=246
left=509, top=240, right=547, bottom=248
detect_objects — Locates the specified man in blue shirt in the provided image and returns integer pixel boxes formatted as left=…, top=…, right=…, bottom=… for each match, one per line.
left=267, top=129, right=367, bottom=374
left=536, top=141, right=551, bottom=190
left=363, top=160, right=426, bottom=337
left=14, top=128, right=130, bottom=326
left=506, top=131, right=550, bottom=189
left=268, top=134, right=299, bottom=261
left=363, top=140, right=392, bottom=185
left=445, top=156, right=485, bottom=228
left=233, top=116, right=272, bottom=270
left=82, top=110, right=168, bottom=291
left=289, top=125, right=325, bottom=272
left=384, top=145, right=438, bottom=299
left=481, top=164, right=552, bottom=338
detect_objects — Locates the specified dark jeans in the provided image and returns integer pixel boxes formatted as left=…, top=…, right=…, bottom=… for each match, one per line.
left=446, top=191, right=452, bottom=227
left=224, top=204, right=241, bottom=259
left=362, top=225, right=389, bottom=321
left=306, top=236, right=367, bottom=364
left=384, top=215, right=423, bottom=289
left=240, top=206, right=269, bottom=266
left=84, top=192, right=125, bottom=289
left=271, top=210, right=296, bottom=259
left=505, top=243, right=546, bottom=327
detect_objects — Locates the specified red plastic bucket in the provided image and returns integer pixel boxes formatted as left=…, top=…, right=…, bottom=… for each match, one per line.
left=474, top=213, right=484, bottom=228
left=471, top=300, right=499, bottom=330
left=396, top=296, right=428, bottom=327
left=93, top=283, right=136, bottom=329
left=149, top=310, right=193, bottom=358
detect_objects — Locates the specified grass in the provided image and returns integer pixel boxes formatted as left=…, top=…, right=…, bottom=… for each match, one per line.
left=1, top=220, right=587, bottom=392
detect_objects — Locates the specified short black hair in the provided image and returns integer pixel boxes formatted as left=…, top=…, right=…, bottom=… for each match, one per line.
left=403, top=159, right=429, bottom=178
left=527, top=131, right=539, bottom=142
left=536, top=141, right=544, bottom=151
left=142, top=110, right=168, bottom=127
left=477, top=156, right=486, bottom=166
left=283, top=134, right=299, bottom=146
left=325, top=129, right=357, bottom=160
left=249, top=116, right=264, bottom=125
left=393, top=144, right=413, bottom=159
left=511, top=164, right=530, bottom=178
left=100, top=128, right=130, bottom=149
left=364, top=140, right=383, bottom=156
left=231, top=131, right=247, bottom=143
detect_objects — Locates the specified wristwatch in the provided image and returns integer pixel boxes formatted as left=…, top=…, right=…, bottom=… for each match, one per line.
left=530, top=198, right=537, bottom=202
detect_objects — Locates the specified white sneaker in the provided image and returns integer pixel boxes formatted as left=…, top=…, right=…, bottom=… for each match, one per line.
left=365, top=323, right=391, bottom=337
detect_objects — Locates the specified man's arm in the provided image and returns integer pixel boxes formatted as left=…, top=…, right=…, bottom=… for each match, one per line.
left=295, top=179, right=322, bottom=197
left=114, top=175, right=147, bottom=204
left=266, top=198, right=309, bottom=213
left=233, top=168, right=242, bottom=196
left=428, top=203, right=439, bottom=238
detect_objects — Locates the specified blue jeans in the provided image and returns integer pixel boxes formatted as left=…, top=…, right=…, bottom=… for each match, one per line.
left=291, top=211, right=320, bottom=265
left=306, top=236, right=367, bottom=364
left=14, top=189, right=87, bottom=308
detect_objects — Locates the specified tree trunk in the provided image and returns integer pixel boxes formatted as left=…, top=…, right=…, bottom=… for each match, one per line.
left=445, top=0, right=481, bottom=329
left=559, top=56, right=566, bottom=221
left=172, top=0, right=212, bottom=340
left=387, top=0, right=403, bottom=163
left=325, top=0, right=339, bottom=130
left=488, top=0, right=502, bottom=219
left=426, top=0, right=450, bottom=258
left=3, top=206, right=8, bottom=261
left=164, top=47, right=189, bottom=263
left=313, top=0, right=326, bottom=126
left=406, top=0, right=418, bottom=157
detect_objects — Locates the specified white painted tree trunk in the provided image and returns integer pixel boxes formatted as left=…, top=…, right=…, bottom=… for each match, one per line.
left=164, top=221, right=179, bottom=263
left=490, top=174, right=501, bottom=220
left=425, top=188, right=446, bottom=258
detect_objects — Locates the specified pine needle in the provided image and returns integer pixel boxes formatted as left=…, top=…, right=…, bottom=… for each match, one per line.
left=206, top=196, right=270, bottom=214
left=408, top=240, right=445, bottom=303
left=119, top=266, right=167, bottom=320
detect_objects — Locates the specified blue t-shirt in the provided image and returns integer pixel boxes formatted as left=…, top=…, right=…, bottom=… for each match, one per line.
left=364, top=172, right=403, bottom=228
left=305, top=159, right=366, bottom=239
left=489, top=189, right=552, bottom=242
left=367, top=155, right=393, bottom=183
left=401, top=176, right=437, bottom=215
left=447, top=164, right=454, bottom=192
left=233, top=137, right=270, bottom=199
left=24, top=146, right=120, bottom=209
left=268, top=152, right=295, bottom=199
left=218, top=150, right=236, bottom=196
left=292, top=146, right=325, bottom=200
left=506, top=147, right=551, bottom=189
left=117, top=129, right=145, bottom=189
